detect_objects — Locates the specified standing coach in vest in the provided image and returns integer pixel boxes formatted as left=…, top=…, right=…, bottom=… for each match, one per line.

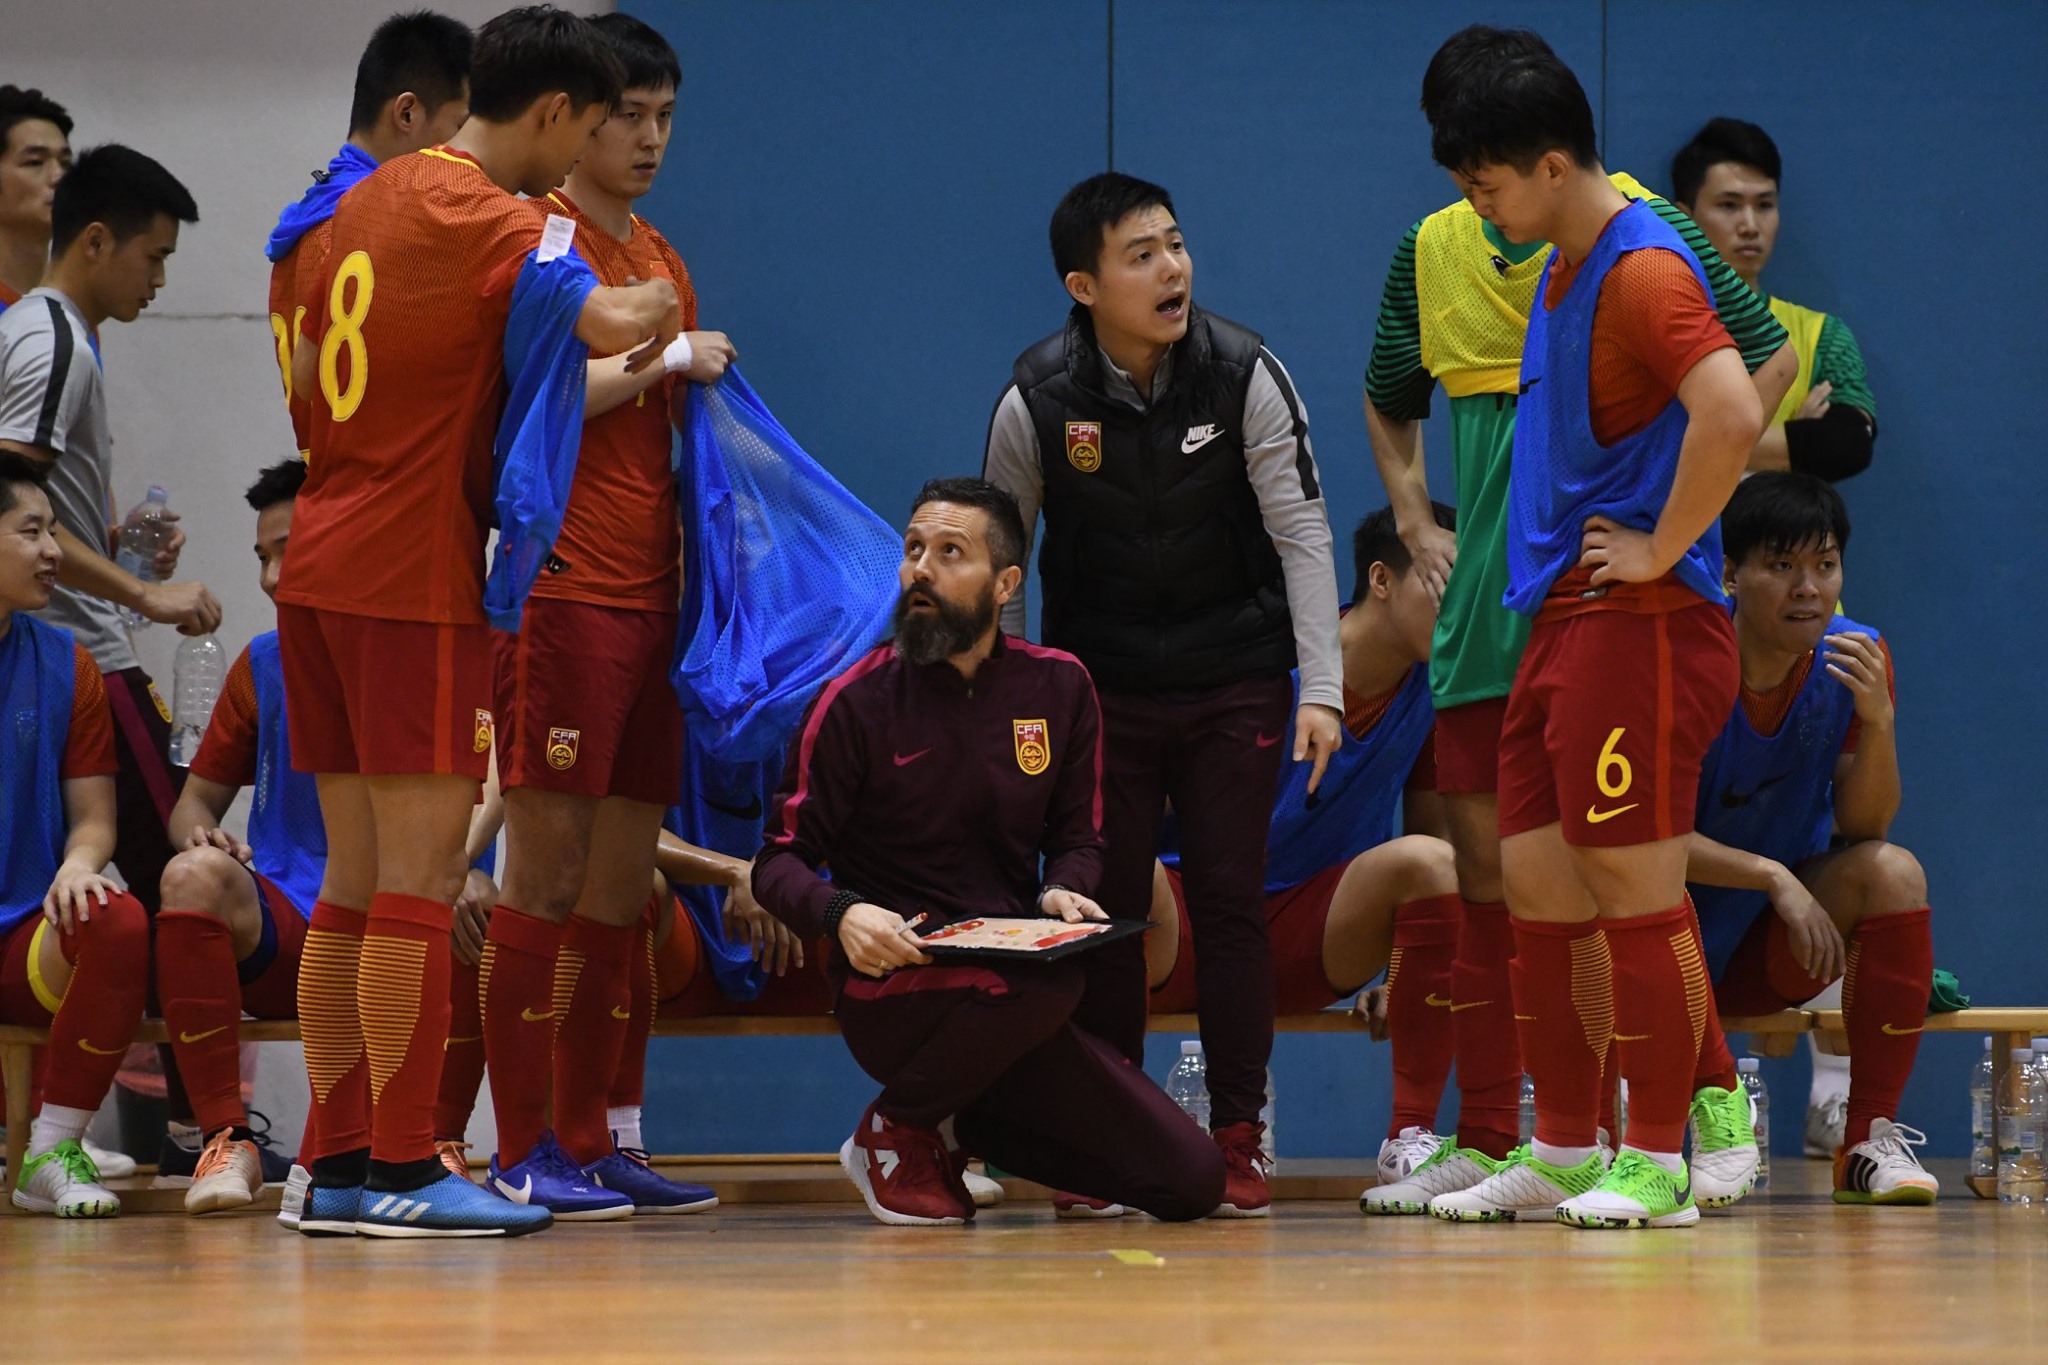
left=981, top=172, right=1342, bottom=1216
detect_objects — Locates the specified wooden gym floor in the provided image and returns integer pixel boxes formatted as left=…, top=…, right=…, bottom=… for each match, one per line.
left=7, top=1159, right=2043, bottom=1363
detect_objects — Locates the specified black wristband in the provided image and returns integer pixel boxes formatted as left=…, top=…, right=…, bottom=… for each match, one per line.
left=822, top=889, right=862, bottom=942
left=1037, top=883, right=1074, bottom=912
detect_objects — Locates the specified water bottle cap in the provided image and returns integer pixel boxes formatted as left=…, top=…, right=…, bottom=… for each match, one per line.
left=147, top=484, right=169, bottom=502
left=1737, top=1057, right=1759, bottom=1073
left=1986, top=1036, right=1996, bottom=1048
left=2032, top=1038, right=2048, bottom=1051
left=2016, top=1049, right=2035, bottom=1063
left=1180, top=1040, right=1201, bottom=1056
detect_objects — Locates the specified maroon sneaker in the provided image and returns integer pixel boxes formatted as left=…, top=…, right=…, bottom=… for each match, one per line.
left=1212, top=1121, right=1273, bottom=1218
left=840, top=1103, right=974, bottom=1226
left=1052, top=1190, right=1129, bottom=1219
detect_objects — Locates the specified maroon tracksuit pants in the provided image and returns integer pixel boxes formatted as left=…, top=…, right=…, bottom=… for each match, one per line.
left=837, top=957, right=1225, bottom=1222
left=1076, top=675, right=1293, bottom=1130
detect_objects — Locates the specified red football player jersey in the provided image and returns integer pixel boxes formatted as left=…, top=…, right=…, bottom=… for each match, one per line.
left=267, top=218, right=332, bottom=458
left=532, top=191, right=699, bottom=611
left=278, top=148, right=546, bottom=626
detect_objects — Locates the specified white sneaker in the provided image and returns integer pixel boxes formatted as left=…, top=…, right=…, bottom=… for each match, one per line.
left=1428, top=1144, right=1609, bottom=1223
left=277, top=1163, right=313, bottom=1229
left=1806, top=1093, right=1849, bottom=1158
left=961, top=1168, right=1005, bottom=1208
left=1375, top=1126, right=1445, bottom=1184
left=185, top=1130, right=264, bottom=1215
left=11, top=1139, right=120, bottom=1218
left=82, top=1138, right=137, bottom=1179
left=1688, top=1085, right=1761, bottom=1209
left=1053, top=1191, right=1130, bottom=1218
left=1834, top=1118, right=1940, bottom=1205
left=1362, top=1142, right=1502, bottom=1215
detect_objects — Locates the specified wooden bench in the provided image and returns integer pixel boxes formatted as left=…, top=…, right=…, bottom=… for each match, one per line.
left=0, top=1010, right=1364, bottom=1202
left=11, top=1007, right=2035, bottom=1203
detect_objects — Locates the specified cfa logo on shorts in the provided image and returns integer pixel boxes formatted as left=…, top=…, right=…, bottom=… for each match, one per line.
left=1013, top=718, right=1050, bottom=776
left=472, top=709, right=494, bottom=755
left=547, top=727, right=580, bottom=771
left=1064, top=421, right=1102, bottom=473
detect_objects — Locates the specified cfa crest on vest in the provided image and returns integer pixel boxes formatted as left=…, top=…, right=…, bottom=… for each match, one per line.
left=1064, top=421, right=1101, bottom=473
left=1014, top=718, right=1050, bottom=775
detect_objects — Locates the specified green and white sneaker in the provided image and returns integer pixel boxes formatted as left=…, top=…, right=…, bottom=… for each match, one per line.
left=1426, top=1144, right=1607, bottom=1223
left=11, top=1139, right=121, bottom=1218
left=1688, top=1085, right=1760, bottom=1209
left=1363, top=1139, right=1503, bottom=1215
left=1557, top=1150, right=1699, bottom=1229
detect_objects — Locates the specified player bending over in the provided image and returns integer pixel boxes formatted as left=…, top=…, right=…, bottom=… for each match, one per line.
left=1686, top=473, right=1937, bottom=1204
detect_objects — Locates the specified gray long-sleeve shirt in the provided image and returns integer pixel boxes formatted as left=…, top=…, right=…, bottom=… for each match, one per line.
left=982, top=342, right=1343, bottom=712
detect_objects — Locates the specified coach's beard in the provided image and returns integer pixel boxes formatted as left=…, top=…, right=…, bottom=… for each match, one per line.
left=892, top=581, right=996, bottom=667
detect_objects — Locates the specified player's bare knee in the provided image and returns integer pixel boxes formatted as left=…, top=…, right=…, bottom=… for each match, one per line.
left=1398, top=835, right=1459, bottom=901
left=160, top=846, right=244, bottom=921
left=1846, top=841, right=1927, bottom=917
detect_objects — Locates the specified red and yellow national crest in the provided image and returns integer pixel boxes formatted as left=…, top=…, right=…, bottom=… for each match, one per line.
left=547, top=727, right=581, bottom=770
left=1064, top=421, right=1102, bottom=473
left=472, top=709, right=494, bottom=754
left=1013, top=718, right=1050, bottom=776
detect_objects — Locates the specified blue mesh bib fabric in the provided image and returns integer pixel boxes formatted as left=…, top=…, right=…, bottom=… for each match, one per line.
left=1160, top=659, right=1433, bottom=893
left=671, top=367, right=901, bottom=763
left=665, top=742, right=784, bottom=1003
left=1688, top=613, right=1874, bottom=976
left=247, top=631, right=326, bottom=918
left=1506, top=200, right=1723, bottom=614
left=1, top=617, right=76, bottom=933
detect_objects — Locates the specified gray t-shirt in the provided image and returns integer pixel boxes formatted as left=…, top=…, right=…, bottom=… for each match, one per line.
left=0, top=287, right=135, bottom=673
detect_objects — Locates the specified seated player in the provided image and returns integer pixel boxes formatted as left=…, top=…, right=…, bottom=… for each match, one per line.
left=1139, top=506, right=1472, bottom=1215
left=0, top=453, right=148, bottom=1217
left=753, top=478, right=1226, bottom=1226
left=155, top=460, right=319, bottom=1215
left=1686, top=473, right=1938, bottom=1204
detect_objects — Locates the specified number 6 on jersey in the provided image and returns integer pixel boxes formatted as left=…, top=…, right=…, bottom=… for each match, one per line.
left=318, top=250, right=375, bottom=421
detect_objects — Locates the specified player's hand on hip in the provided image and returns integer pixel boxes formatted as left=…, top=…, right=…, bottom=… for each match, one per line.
left=1578, top=516, right=1666, bottom=586
left=1040, top=889, right=1107, bottom=924
left=1767, top=866, right=1845, bottom=983
left=155, top=513, right=186, bottom=579
left=1293, top=703, right=1343, bottom=795
left=1823, top=631, right=1892, bottom=729
left=1402, top=519, right=1458, bottom=607
left=1793, top=380, right=1834, bottom=422
left=142, top=579, right=223, bottom=635
left=838, top=902, right=932, bottom=978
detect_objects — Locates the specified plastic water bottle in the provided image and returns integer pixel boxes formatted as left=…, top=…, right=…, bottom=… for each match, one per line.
left=168, top=633, right=225, bottom=766
left=115, top=485, right=173, bottom=628
left=1166, top=1040, right=1210, bottom=1133
left=1738, top=1058, right=1770, bottom=1191
left=1970, top=1036, right=1996, bottom=1181
left=1996, top=1048, right=2047, bottom=1205
left=1518, top=1074, right=1536, bottom=1145
left=1260, top=1067, right=1277, bottom=1160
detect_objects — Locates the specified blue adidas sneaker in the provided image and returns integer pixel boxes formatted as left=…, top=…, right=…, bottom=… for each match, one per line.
left=487, top=1132, right=634, bottom=1222
left=586, top=1145, right=720, bottom=1214
left=356, top=1171, right=553, bottom=1239
left=296, top=1181, right=364, bottom=1237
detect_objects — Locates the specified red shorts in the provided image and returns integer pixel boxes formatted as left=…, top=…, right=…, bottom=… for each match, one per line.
left=494, top=597, right=682, bottom=805
left=1710, top=906, right=1835, bottom=1016
left=240, top=871, right=310, bottom=1020
left=1150, top=861, right=1351, bottom=1015
left=1434, top=696, right=1510, bottom=795
left=1497, top=600, right=1738, bottom=847
left=653, top=892, right=835, bottom=1017
left=277, top=603, right=493, bottom=779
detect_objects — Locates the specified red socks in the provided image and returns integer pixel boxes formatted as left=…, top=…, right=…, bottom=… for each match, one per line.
left=434, top=950, right=487, bottom=1141
left=42, top=892, right=148, bottom=1111
left=1842, top=908, right=1933, bottom=1148
left=553, top=916, right=635, bottom=1165
left=1683, top=898, right=1738, bottom=1092
left=608, top=900, right=659, bottom=1112
left=1510, top=917, right=1609, bottom=1149
left=1604, top=903, right=1711, bottom=1153
left=153, top=909, right=246, bottom=1135
left=480, top=905, right=562, bottom=1161
left=1385, top=893, right=1461, bottom=1138
left=298, top=900, right=370, bottom=1159
left=1449, top=899, right=1520, bottom=1159
left=358, top=892, right=451, bottom=1166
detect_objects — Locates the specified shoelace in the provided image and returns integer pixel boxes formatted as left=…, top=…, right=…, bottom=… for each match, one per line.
left=246, top=1108, right=281, bottom=1151
left=1384, top=1130, right=1441, bottom=1173
left=1816, top=1094, right=1850, bottom=1131
left=1867, top=1122, right=1931, bottom=1167
left=54, top=1139, right=103, bottom=1185
left=1693, top=1091, right=1748, bottom=1148
left=192, top=1129, right=242, bottom=1180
